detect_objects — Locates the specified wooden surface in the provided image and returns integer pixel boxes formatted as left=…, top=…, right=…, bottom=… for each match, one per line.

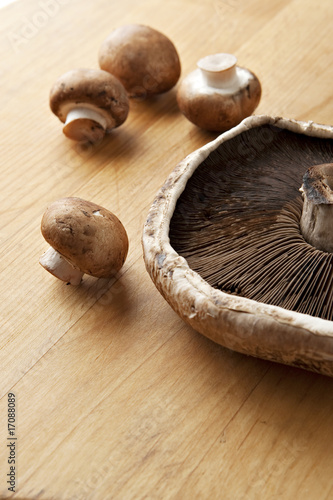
left=1, top=0, right=333, bottom=499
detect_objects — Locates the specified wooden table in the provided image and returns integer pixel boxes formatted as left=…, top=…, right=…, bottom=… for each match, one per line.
left=1, top=0, right=333, bottom=498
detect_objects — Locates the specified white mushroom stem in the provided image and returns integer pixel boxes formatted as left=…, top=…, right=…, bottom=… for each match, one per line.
left=197, top=53, right=238, bottom=89
left=300, top=163, right=333, bottom=253
left=39, top=246, right=84, bottom=285
left=63, top=106, right=108, bottom=142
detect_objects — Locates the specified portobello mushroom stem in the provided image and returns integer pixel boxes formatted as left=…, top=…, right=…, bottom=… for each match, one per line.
left=39, top=246, right=84, bottom=285
left=300, top=163, right=333, bottom=253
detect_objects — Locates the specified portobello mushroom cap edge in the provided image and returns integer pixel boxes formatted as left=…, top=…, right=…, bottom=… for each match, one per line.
left=142, top=115, right=333, bottom=377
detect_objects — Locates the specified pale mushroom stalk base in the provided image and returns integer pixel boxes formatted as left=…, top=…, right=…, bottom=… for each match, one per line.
left=39, top=246, right=84, bottom=285
left=197, top=53, right=238, bottom=89
left=63, top=107, right=108, bottom=143
left=300, top=163, right=333, bottom=253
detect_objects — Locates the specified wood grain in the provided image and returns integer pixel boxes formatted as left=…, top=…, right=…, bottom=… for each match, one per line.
left=1, top=0, right=333, bottom=498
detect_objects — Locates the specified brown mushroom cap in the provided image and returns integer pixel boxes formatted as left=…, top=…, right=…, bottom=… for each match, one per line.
left=98, top=24, right=181, bottom=97
left=177, top=55, right=261, bottom=132
left=41, top=197, right=128, bottom=278
left=142, top=116, right=333, bottom=377
left=169, top=125, right=333, bottom=320
left=49, top=68, right=129, bottom=130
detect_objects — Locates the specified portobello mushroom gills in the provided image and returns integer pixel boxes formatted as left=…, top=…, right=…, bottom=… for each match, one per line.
left=169, top=125, right=333, bottom=321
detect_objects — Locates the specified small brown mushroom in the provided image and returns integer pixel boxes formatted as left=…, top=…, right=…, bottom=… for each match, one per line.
left=40, top=197, right=128, bottom=285
left=98, top=24, right=181, bottom=98
left=49, top=68, right=129, bottom=142
left=177, top=53, right=261, bottom=131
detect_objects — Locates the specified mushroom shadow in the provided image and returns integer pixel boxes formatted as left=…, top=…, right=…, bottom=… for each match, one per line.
left=188, top=125, right=220, bottom=144
left=69, top=126, right=141, bottom=165
left=74, top=270, right=132, bottom=318
left=186, top=320, right=333, bottom=400
left=129, top=87, right=181, bottom=120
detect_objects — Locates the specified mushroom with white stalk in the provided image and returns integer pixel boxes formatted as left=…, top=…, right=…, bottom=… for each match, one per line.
left=177, top=53, right=261, bottom=131
left=49, top=68, right=129, bottom=142
left=143, top=115, right=333, bottom=377
left=98, top=24, right=181, bottom=98
left=40, top=197, right=128, bottom=285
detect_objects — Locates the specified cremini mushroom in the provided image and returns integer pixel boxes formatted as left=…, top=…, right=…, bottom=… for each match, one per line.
left=49, top=68, right=129, bottom=142
left=40, top=197, right=128, bottom=285
left=98, top=24, right=181, bottom=98
left=177, top=53, right=261, bottom=131
left=142, top=115, right=333, bottom=377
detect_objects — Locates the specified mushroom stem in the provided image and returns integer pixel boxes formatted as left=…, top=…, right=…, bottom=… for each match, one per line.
left=300, top=163, right=333, bottom=253
left=197, top=53, right=238, bottom=89
left=63, top=106, right=108, bottom=142
left=39, top=246, right=84, bottom=285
